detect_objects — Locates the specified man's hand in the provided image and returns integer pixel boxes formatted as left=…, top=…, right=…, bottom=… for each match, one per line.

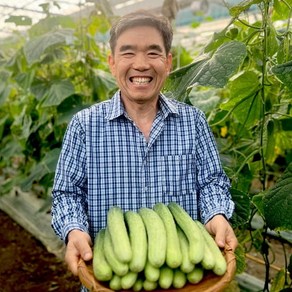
left=205, top=214, right=238, bottom=251
left=65, top=229, right=93, bottom=275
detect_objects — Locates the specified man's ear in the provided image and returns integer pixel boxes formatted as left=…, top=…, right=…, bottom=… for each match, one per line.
left=166, top=53, right=173, bottom=74
left=108, top=54, right=115, bottom=76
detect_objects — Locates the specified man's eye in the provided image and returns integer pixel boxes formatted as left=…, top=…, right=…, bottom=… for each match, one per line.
left=148, top=52, right=160, bottom=57
left=122, top=52, right=134, bottom=56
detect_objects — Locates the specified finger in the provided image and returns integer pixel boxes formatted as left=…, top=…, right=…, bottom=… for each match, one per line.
left=65, top=242, right=80, bottom=275
left=214, top=229, right=226, bottom=249
left=227, top=232, right=238, bottom=251
left=75, top=234, right=93, bottom=261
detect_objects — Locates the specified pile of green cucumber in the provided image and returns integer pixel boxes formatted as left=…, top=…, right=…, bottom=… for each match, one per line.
left=93, top=202, right=227, bottom=291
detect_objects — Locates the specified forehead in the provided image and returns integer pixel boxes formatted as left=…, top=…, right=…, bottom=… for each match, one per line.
left=116, top=25, right=164, bottom=45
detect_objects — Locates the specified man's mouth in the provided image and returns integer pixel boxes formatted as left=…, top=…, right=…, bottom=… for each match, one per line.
left=130, top=77, right=152, bottom=85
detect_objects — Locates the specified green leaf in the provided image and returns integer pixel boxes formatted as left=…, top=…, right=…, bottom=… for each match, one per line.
left=204, top=31, right=229, bottom=53
left=0, top=83, right=10, bottom=105
left=15, top=70, right=36, bottom=90
left=232, top=165, right=254, bottom=194
left=263, top=162, right=292, bottom=230
left=229, top=0, right=263, bottom=18
left=5, top=15, right=32, bottom=26
left=164, top=41, right=247, bottom=100
left=164, top=55, right=209, bottom=101
left=252, top=193, right=265, bottom=217
left=91, top=69, right=117, bottom=101
left=281, top=118, right=292, bottom=131
left=271, top=61, right=292, bottom=90
left=188, top=89, right=220, bottom=113
left=41, top=79, right=75, bottom=107
left=23, top=29, right=74, bottom=65
left=10, top=108, right=32, bottom=140
left=31, top=82, right=49, bottom=101
left=87, top=14, right=111, bottom=35
left=222, top=71, right=260, bottom=110
left=222, top=71, right=261, bottom=128
left=0, top=178, right=15, bottom=195
left=230, top=188, right=250, bottom=228
left=0, top=139, right=23, bottom=159
left=193, top=41, right=247, bottom=88
left=56, top=95, right=90, bottom=125
left=270, top=269, right=288, bottom=292
left=29, top=15, right=76, bottom=37
left=273, top=0, right=292, bottom=20
left=234, top=244, right=246, bottom=274
left=19, top=148, right=61, bottom=191
left=0, top=70, right=11, bottom=105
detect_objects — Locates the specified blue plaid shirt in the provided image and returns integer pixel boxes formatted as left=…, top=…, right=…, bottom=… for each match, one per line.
left=51, top=91, right=234, bottom=242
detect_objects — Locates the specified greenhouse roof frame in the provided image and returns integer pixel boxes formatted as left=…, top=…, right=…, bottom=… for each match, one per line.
left=0, top=0, right=198, bottom=39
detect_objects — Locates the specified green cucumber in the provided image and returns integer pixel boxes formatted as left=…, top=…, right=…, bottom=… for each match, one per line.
left=187, top=267, right=204, bottom=284
left=177, top=226, right=195, bottom=273
left=158, top=265, right=174, bottom=289
left=168, top=202, right=204, bottom=264
left=125, top=210, right=147, bottom=272
left=195, top=220, right=227, bottom=276
left=109, top=274, right=121, bottom=291
left=153, top=202, right=182, bottom=268
left=143, top=279, right=158, bottom=291
left=139, top=207, right=167, bottom=268
left=92, top=229, right=113, bottom=281
left=121, top=271, right=138, bottom=290
left=144, top=261, right=160, bottom=282
left=133, top=277, right=144, bottom=291
left=107, top=206, right=132, bottom=263
left=172, top=269, right=187, bottom=289
left=194, top=220, right=215, bottom=270
left=103, top=227, right=129, bottom=276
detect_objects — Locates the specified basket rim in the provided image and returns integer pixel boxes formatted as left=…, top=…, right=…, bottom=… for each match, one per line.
left=78, top=245, right=236, bottom=292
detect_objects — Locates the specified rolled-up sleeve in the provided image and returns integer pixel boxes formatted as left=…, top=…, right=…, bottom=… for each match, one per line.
left=195, top=111, right=234, bottom=224
left=51, top=114, right=89, bottom=242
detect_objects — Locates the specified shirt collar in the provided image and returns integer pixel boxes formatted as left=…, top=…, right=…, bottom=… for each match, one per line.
left=106, top=91, right=179, bottom=121
left=105, top=91, right=125, bottom=120
left=159, top=93, right=179, bottom=118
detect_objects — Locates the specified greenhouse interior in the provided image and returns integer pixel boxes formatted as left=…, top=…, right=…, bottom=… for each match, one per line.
left=0, top=0, right=291, bottom=291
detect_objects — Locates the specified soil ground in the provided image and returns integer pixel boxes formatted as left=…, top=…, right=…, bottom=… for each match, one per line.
left=0, top=209, right=291, bottom=292
left=0, top=210, right=81, bottom=292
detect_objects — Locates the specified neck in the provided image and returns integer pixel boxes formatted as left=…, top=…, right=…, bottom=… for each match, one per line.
left=122, top=97, right=159, bottom=141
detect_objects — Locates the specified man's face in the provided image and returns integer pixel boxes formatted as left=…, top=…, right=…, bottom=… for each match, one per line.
left=108, top=25, right=172, bottom=105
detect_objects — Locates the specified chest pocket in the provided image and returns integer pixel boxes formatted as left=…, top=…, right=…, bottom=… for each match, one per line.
left=158, top=154, right=196, bottom=197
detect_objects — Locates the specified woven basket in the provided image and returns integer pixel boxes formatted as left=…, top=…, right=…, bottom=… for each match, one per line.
left=78, top=245, right=236, bottom=292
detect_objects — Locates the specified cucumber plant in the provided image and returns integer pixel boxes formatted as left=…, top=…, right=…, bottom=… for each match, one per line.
left=164, top=0, right=292, bottom=290
left=0, top=0, right=291, bottom=290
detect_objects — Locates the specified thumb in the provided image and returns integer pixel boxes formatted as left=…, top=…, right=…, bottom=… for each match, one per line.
left=214, top=229, right=226, bottom=249
left=69, top=229, right=93, bottom=261
left=65, top=230, right=93, bottom=275
left=77, top=236, right=93, bottom=261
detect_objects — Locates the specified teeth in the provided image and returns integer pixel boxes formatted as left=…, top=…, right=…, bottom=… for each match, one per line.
left=131, top=77, right=151, bottom=84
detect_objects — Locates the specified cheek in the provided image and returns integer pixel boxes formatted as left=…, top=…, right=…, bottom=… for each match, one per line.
left=112, top=61, right=128, bottom=78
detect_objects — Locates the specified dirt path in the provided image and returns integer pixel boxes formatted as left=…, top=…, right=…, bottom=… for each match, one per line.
left=0, top=210, right=81, bottom=292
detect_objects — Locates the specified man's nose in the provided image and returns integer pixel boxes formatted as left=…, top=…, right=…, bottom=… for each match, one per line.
left=133, top=54, right=150, bottom=70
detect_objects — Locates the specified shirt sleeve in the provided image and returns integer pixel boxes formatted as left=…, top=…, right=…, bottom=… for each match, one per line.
left=51, top=114, right=89, bottom=242
left=195, top=111, right=234, bottom=224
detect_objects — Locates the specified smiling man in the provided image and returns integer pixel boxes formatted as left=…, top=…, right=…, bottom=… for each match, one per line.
left=108, top=21, right=173, bottom=140
left=51, top=10, right=237, bottom=290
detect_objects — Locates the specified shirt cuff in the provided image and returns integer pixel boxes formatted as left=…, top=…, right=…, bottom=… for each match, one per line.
left=62, top=222, right=89, bottom=244
left=202, top=203, right=234, bottom=225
